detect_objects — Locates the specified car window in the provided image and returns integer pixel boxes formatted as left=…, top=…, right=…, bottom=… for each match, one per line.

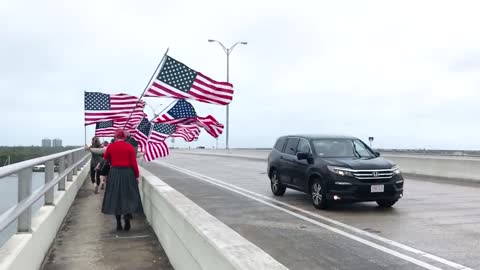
left=353, top=140, right=374, bottom=158
left=312, top=139, right=374, bottom=158
left=274, top=137, right=287, bottom=152
left=297, top=139, right=311, bottom=153
left=284, top=138, right=300, bottom=155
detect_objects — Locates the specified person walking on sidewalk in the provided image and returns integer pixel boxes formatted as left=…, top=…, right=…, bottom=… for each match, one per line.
left=87, top=137, right=103, bottom=194
left=96, top=140, right=112, bottom=190
left=102, top=129, right=143, bottom=231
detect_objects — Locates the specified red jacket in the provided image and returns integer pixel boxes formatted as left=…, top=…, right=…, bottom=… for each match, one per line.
left=103, top=141, right=139, bottom=178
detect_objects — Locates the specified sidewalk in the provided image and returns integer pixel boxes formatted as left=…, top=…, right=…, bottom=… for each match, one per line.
left=41, top=179, right=173, bottom=270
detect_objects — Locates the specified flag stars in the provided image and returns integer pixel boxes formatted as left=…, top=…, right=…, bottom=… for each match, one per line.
left=156, top=56, right=197, bottom=93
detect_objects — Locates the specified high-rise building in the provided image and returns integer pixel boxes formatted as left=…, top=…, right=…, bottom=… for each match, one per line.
left=41, top=138, right=52, bottom=147
left=53, top=138, right=63, bottom=147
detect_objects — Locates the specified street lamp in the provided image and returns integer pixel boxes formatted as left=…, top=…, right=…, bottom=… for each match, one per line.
left=208, top=39, right=247, bottom=151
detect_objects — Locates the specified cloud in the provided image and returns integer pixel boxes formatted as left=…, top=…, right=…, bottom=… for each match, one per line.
left=2, top=0, right=480, bottom=150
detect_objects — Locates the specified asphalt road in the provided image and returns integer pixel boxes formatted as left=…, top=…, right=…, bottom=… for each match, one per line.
left=143, top=153, right=480, bottom=270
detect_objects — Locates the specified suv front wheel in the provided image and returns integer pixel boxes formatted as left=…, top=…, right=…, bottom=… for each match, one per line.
left=311, top=178, right=329, bottom=209
left=270, top=170, right=286, bottom=196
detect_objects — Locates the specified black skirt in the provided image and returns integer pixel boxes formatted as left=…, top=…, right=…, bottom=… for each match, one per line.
left=102, top=167, right=143, bottom=215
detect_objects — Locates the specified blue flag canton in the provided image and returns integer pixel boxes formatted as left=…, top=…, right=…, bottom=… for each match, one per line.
left=153, top=123, right=176, bottom=135
left=137, top=118, right=152, bottom=137
left=96, top=120, right=113, bottom=129
left=168, top=100, right=197, bottom=119
left=157, top=56, right=197, bottom=93
left=85, top=92, right=110, bottom=110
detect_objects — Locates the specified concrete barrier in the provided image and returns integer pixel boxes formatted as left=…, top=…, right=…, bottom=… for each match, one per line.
left=0, top=164, right=89, bottom=270
left=139, top=167, right=288, bottom=270
left=382, top=154, right=480, bottom=182
left=173, top=150, right=480, bottom=183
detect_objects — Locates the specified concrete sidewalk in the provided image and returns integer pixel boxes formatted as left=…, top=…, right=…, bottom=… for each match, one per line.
left=41, top=179, right=173, bottom=270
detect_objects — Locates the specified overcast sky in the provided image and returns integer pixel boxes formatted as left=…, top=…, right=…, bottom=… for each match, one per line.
left=2, top=0, right=480, bottom=149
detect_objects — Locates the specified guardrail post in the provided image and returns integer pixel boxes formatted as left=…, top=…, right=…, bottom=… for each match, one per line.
left=45, top=160, right=55, bottom=205
left=82, top=151, right=88, bottom=166
left=77, top=151, right=83, bottom=171
left=58, top=156, right=66, bottom=190
left=67, top=154, right=73, bottom=181
left=72, top=153, right=78, bottom=176
left=17, top=168, right=32, bottom=232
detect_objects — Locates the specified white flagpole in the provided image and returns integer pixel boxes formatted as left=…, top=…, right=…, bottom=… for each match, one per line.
left=149, top=99, right=177, bottom=123
left=123, top=47, right=170, bottom=129
left=84, top=91, right=87, bottom=145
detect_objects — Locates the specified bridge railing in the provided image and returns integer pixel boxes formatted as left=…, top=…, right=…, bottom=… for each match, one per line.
left=0, top=148, right=89, bottom=234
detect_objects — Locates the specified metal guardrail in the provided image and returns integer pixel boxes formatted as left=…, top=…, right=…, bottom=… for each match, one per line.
left=0, top=147, right=89, bottom=234
left=207, top=148, right=480, bottom=157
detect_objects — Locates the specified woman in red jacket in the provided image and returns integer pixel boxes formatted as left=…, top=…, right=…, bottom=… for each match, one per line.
left=102, top=129, right=142, bottom=231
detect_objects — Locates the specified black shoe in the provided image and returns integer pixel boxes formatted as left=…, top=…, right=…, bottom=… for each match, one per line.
left=124, top=217, right=131, bottom=231
left=116, top=215, right=123, bottom=231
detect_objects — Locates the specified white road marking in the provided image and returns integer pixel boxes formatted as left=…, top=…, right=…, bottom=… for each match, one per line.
left=156, top=161, right=458, bottom=270
left=188, top=173, right=473, bottom=270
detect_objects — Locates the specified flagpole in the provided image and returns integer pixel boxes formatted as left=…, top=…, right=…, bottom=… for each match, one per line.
left=123, top=47, right=170, bottom=129
left=84, top=91, right=87, bottom=145
left=149, top=99, right=177, bottom=122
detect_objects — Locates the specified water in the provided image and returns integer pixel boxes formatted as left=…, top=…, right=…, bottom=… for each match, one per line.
left=0, top=172, right=59, bottom=246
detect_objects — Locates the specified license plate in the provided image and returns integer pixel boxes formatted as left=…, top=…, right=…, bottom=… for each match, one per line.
left=371, top=185, right=384, bottom=193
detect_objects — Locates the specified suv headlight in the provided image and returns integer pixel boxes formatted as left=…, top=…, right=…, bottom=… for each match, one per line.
left=392, top=165, right=401, bottom=175
left=327, top=166, right=354, bottom=177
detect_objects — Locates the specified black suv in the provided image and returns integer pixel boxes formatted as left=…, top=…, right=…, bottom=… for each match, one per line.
left=267, top=135, right=404, bottom=209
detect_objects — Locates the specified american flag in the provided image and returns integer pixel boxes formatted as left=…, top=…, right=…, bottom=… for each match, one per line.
left=133, top=118, right=169, bottom=162
left=151, top=123, right=201, bottom=143
left=95, top=120, right=116, bottom=137
left=94, top=112, right=145, bottom=137
left=175, top=124, right=200, bottom=142
left=145, top=56, right=234, bottom=105
left=154, top=100, right=224, bottom=138
left=150, top=123, right=176, bottom=143
left=84, top=92, right=145, bottom=125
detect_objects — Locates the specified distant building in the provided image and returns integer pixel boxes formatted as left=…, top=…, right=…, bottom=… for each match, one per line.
left=42, top=138, right=52, bottom=147
left=53, top=138, right=63, bottom=147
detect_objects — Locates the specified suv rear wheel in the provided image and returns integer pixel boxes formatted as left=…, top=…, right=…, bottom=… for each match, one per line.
left=311, top=178, right=329, bottom=209
left=270, top=170, right=286, bottom=196
left=376, top=199, right=398, bottom=208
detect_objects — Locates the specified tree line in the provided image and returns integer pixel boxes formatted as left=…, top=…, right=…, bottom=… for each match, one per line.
left=0, top=146, right=80, bottom=166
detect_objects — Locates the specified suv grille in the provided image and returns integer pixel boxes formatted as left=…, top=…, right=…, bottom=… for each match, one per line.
left=353, top=169, right=394, bottom=183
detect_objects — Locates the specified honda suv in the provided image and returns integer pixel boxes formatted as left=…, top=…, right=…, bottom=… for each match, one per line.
left=267, top=135, right=404, bottom=209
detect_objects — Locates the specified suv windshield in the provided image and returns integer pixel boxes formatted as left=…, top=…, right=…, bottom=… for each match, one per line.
left=312, top=139, right=375, bottom=158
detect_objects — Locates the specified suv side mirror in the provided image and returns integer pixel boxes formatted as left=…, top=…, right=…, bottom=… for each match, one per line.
left=297, top=152, right=313, bottom=163
left=374, top=151, right=381, bottom=157
left=297, top=152, right=308, bottom=160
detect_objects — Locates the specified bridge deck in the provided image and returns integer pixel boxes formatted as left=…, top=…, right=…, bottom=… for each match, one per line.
left=144, top=152, right=480, bottom=270
left=41, top=179, right=172, bottom=270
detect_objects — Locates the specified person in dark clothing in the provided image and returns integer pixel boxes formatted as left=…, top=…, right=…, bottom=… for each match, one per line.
left=102, top=129, right=142, bottom=231
left=88, top=137, right=103, bottom=194
left=97, top=157, right=110, bottom=190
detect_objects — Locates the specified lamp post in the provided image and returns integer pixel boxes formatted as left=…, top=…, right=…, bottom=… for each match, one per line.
left=208, top=39, right=247, bottom=151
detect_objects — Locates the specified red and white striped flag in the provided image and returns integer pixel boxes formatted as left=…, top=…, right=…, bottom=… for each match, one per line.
left=139, top=141, right=170, bottom=162
left=150, top=123, right=201, bottom=143
left=174, top=124, right=200, bottom=142
left=94, top=111, right=146, bottom=137
left=145, top=56, right=234, bottom=106
left=84, top=92, right=145, bottom=125
left=153, top=100, right=224, bottom=138
left=133, top=118, right=169, bottom=162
